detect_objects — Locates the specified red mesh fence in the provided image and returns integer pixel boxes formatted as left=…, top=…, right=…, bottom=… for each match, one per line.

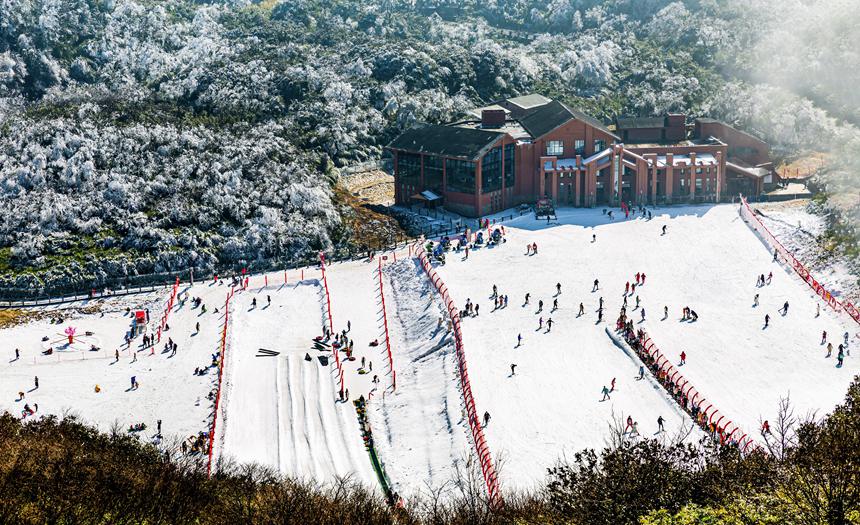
left=413, top=243, right=504, bottom=509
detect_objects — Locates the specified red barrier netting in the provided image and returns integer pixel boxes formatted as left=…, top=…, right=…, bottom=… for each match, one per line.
left=157, top=277, right=180, bottom=343
left=634, top=332, right=758, bottom=454
left=377, top=259, right=397, bottom=390
left=207, top=287, right=234, bottom=476
left=413, top=243, right=504, bottom=509
left=739, top=198, right=859, bottom=327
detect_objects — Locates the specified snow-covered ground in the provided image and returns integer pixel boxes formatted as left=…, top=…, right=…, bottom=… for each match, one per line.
left=433, top=203, right=859, bottom=488
left=0, top=281, right=228, bottom=444
left=755, top=199, right=859, bottom=304
left=368, top=259, right=472, bottom=500
left=3, top=201, right=858, bottom=496
left=218, top=280, right=375, bottom=486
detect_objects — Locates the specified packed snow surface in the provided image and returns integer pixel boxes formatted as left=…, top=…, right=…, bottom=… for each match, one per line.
left=2, top=202, right=858, bottom=496
left=218, top=281, right=375, bottom=486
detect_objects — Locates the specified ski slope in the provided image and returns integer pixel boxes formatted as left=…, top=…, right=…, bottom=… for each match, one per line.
left=368, top=259, right=472, bottom=499
left=3, top=201, right=858, bottom=496
left=218, top=280, right=375, bottom=486
left=433, top=203, right=858, bottom=485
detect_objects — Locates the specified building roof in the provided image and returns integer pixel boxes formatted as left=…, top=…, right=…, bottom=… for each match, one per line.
left=616, top=116, right=666, bottom=129
left=506, top=94, right=551, bottom=110
left=516, top=100, right=619, bottom=141
left=727, top=161, right=770, bottom=179
left=387, top=124, right=506, bottom=160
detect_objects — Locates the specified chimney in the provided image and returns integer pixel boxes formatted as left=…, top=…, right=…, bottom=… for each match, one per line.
left=481, top=109, right=506, bottom=129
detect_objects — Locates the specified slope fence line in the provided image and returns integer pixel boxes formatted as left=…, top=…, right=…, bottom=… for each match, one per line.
left=739, top=198, right=860, bottom=327
left=207, top=286, right=235, bottom=476
left=377, top=257, right=396, bottom=391
left=318, top=253, right=344, bottom=396
left=156, top=277, right=180, bottom=343
left=611, top=325, right=758, bottom=453
left=413, top=243, right=504, bottom=510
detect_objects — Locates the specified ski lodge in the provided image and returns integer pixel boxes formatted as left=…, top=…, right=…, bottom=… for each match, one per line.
left=387, top=94, right=773, bottom=217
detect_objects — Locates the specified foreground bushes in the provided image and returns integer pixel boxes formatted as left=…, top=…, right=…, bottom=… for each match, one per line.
left=2, top=379, right=860, bottom=524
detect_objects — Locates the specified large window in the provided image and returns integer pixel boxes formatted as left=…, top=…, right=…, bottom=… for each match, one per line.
left=424, top=155, right=444, bottom=191
left=482, top=146, right=502, bottom=193
left=575, top=139, right=586, bottom=155
left=397, top=152, right=421, bottom=185
left=445, top=159, right=476, bottom=194
left=504, top=143, right=515, bottom=189
left=546, top=140, right=563, bottom=156
left=594, top=139, right=606, bottom=152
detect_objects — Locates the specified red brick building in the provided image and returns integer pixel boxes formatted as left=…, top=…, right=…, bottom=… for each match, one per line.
left=387, top=94, right=769, bottom=217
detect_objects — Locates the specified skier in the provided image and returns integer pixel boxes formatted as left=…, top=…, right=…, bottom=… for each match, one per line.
left=14, top=348, right=19, bottom=360
left=492, top=284, right=498, bottom=298
left=252, top=298, right=257, bottom=308
left=822, top=330, right=828, bottom=344
left=34, top=376, right=38, bottom=389
left=641, top=308, right=646, bottom=322
left=625, top=282, right=630, bottom=295
left=635, top=272, right=641, bottom=285
left=764, top=314, right=770, bottom=328
left=767, top=271, right=773, bottom=284
left=483, top=411, right=491, bottom=426
left=781, top=301, right=789, bottom=315
left=115, top=349, right=119, bottom=362
left=593, top=279, right=600, bottom=291
left=826, top=342, right=833, bottom=357
left=680, top=351, right=686, bottom=365
left=195, top=322, right=200, bottom=333
left=538, top=317, right=543, bottom=330
left=638, top=366, right=645, bottom=380
left=599, top=296, right=604, bottom=309
left=556, top=283, right=562, bottom=295
left=578, top=303, right=585, bottom=316
left=516, top=334, right=522, bottom=347
left=130, top=376, right=138, bottom=390
left=592, top=234, right=596, bottom=243
left=631, top=421, right=639, bottom=437
left=773, top=249, right=779, bottom=262
left=474, top=304, right=479, bottom=316
left=524, top=293, right=530, bottom=305
left=532, top=243, right=538, bottom=255
left=510, top=364, right=517, bottom=376
left=657, top=415, right=665, bottom=432
left=663, top=305, right=668, bottom=319
left=157, top=419, right=162, bottom=436
left=610, top=377, right=616, bottom=392
left=601, top=385, right=611, bottom=401
left=635, top=295, right=640, bottom=309
left=845, top=332, right=850, bottom=345
left=661, top=225, right=667, bottom=235
left=525, top=244, right=531, bottom=255
left=538, top=299, right=543, bottom=312
left=625, top=415, right=634, bottom=433
left=762, top=420, right=770, bottom=434
left=753, top=294, right=759, bottom=307
left=816, top=303, right=820, bottom=317
left=552, top=298, right=558, bottom=312
left=347, top=320, right=351, bottom=332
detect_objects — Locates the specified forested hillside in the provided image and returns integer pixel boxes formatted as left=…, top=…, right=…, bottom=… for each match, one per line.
left=1, top=0, right=857, bottom=290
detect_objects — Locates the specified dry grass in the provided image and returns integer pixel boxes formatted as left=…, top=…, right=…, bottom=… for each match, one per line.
left=0, top=309, right=36, bottom=329
left=336, top=185, right=406, bottom=251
